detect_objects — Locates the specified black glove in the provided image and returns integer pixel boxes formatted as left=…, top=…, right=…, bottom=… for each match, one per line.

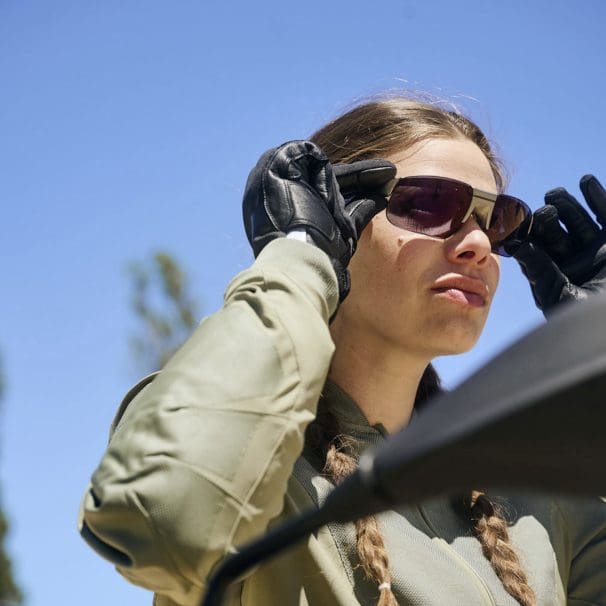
left=333, top=159, right=398, bottom=238
left=513, top=174, right=606, bottom=315
left=242, top=140, right=396, bottom=301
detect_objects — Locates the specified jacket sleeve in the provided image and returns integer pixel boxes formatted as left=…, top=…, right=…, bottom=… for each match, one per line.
left=554, top=495, right=606, bottom=605
left=78, top=238, right=339, bottom=606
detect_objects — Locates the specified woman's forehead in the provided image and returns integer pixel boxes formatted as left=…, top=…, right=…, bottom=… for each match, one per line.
left=386, top=138, right=498, bottom=194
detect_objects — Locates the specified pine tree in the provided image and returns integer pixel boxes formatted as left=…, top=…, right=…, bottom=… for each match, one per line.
left=128, top=251, right=200, bottom=373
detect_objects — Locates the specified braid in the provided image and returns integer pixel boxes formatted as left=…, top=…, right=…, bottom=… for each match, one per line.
left=468, top=491, right=536, bottom=606
left=307, top=404, right=399, bottom=606
left=304, top=368, right=440, bottom=605
left=354, top=518, right=398, bottom=606
left=416, top=369, right=536, bottom=603
left=307, top=370, right=535, bottom=606
left=324, top=434, right=399, bottom=606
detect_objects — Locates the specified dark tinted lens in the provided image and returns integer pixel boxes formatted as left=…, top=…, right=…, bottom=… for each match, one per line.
left=487, top=196, right=532, bottom=257
left=387, top=177, right=472, bottom=237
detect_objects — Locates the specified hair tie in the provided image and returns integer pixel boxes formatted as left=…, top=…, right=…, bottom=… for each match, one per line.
left=378, top=582, right=391, bottom=591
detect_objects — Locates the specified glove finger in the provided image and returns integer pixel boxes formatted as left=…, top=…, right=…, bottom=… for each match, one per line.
left=545, top=187, right=600, bottom=248
left=333, top=159, right=395, bottom=243
left=513, top=241, right=568, bottom=312
left=513, top=240, right=565, bottom=286
left=326, top=169, right=356, bottom=252
left=530, top=205, right=573, bottom=261
left=334, top=159, right=397, bottom=195
left=344, top=193, right=388, bottom=239
left=580, top=174, right=606, bottom=229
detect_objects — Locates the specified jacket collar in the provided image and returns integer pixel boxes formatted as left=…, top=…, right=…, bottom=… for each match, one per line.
left=319, top=379, right=388, bottom=447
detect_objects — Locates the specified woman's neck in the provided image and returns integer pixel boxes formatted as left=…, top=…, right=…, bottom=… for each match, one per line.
left=328, top=318, right=430, bottom=434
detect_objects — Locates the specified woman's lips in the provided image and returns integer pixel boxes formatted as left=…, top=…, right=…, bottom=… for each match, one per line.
left=431, top=275, right=489, bottom=307
left=432, top=287, right=486, bottom=307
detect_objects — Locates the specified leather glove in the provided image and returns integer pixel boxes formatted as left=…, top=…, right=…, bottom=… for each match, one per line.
left=512, top=174, right=606, bottom=316
left=242, top=140, right=396, bottom=301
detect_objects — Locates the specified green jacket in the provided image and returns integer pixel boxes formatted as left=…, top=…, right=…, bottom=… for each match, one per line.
left=79, top=238, right=606, bottom=606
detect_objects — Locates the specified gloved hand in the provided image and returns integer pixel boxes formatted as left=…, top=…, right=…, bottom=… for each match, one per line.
left=242, top=140, right=396, bottom=301
left=513, top=174, right=606, bottom=316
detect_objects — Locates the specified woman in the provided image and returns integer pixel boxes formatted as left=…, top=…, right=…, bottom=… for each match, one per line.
left=79, top=97, right=606, bottom=606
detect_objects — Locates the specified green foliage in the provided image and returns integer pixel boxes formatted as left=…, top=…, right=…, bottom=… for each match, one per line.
left=0, top=509, right=23, bottom=604
left=0, top=355, right=23, bottom=604
left=128, top=251, right=200, bottom=374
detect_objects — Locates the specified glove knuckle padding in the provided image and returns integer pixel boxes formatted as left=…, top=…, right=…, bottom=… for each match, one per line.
left=265, top=160, right=337, bottom=240
left=243, top=140, right=344, bottom=256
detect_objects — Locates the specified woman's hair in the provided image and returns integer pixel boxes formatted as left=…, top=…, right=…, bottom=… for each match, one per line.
left=311, top=95, right=507, bottom=192
left=306, top=96, right=535, bottom=606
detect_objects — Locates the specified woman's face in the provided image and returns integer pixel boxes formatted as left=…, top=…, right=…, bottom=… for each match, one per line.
left=340, top=136, right=501, bottom=358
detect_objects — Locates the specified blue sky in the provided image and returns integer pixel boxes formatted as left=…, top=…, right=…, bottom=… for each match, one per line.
left=1, top=1, right=605, bottom=604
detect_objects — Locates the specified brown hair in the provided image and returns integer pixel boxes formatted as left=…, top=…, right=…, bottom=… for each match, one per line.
left=311, top=95, right=507, bottom=192
left=307, top=96, right=535, bottom=606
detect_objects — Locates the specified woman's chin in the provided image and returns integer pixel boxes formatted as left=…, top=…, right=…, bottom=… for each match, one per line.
left=435, top=340, right=478, bottom=357
left=425, top=320, right=484, bottom=356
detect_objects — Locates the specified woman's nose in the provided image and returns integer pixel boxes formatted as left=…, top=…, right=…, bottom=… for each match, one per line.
left=444, top=217, right=493, bottom=266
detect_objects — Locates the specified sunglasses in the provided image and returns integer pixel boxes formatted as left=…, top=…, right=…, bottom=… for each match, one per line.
left=384, top=175, right=533, bottom=257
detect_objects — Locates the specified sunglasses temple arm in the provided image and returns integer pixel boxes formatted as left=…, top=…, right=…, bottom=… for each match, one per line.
left=461, top=197, right=496, bottom=231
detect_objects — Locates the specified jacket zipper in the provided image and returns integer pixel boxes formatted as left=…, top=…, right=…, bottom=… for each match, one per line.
left=416, top=505, right=496, bottom=606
